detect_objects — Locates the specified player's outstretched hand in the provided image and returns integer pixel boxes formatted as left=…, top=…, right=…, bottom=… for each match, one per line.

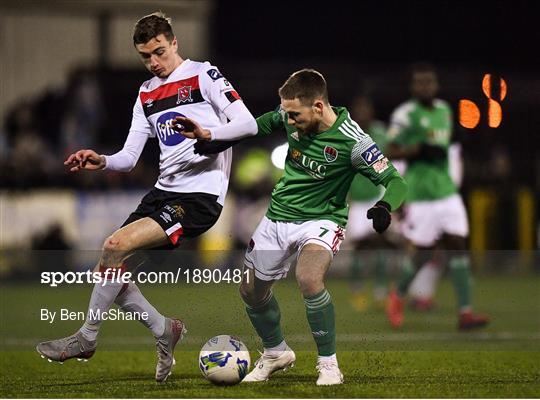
left=172, top=116, right=211, bottom=140
left=64, top=149, right=105, bottom=172
left=367, top=201, right=392, bottom=233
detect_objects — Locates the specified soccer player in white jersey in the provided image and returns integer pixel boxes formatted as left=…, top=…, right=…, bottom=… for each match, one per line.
left=36, top=12, right=257, bottom=382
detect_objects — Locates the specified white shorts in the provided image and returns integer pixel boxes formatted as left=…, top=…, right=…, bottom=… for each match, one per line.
left=244, top=216, right=345, bottom=281
left=347, top=200, right=378, bottom=241
left=402, top=193, right=469, bottom=247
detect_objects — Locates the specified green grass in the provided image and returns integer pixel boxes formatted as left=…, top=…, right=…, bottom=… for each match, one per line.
left=1, top=351, right=538, bottom=398
left=1, top=276, right=539, bottom=397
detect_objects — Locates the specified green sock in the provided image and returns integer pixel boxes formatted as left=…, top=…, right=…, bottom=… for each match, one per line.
left=449, top=255, right=472, bottom=310
left=397, top=256, right=416, bottom=297
left=304, top=289, right=336, bottom=356
left=245, top=292, right=284, bottom=348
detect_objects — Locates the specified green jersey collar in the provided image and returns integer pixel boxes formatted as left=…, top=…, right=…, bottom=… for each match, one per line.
left=310, top=106, right=348, bottom=136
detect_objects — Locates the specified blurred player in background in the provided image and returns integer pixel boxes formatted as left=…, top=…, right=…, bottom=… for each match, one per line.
left=36, top=12, right=257, bottom=382
left=346, top=95, right=395, bottom=310
left=406, top=142, right=465, bottom=310
left=346, top=95, right=435, bottom=313
left=230, top=148, right=279, bottom=249
left=385, top=62, right=489, bottom=330
left=230, top=69, right=407, bottom=385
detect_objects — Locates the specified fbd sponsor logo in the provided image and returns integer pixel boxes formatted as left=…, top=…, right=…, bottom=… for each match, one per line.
left=361, top=143, right=382, bottom=166
left=156, top=111, right=186, bottom=146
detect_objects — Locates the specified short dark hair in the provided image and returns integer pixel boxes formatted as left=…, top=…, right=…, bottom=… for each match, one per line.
left=409, top=62, right=437, bottom=79
left=133, top=12, right=174, bottom=45
left=279, top=69, right=329, bottom=105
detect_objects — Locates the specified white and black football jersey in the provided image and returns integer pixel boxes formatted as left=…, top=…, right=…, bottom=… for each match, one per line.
left=129, top=59, right=243, bottom=205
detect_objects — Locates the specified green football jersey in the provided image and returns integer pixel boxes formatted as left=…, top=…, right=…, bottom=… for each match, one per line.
left=389, top=99, right=456, bottom=201
left=256, top=107, right=403, bottom=227
left=348, top=120, right=388, bottom=202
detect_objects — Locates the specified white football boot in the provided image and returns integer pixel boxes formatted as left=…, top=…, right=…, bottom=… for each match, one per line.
left=36, top=331, right=96, bottom=363
left=242, top=347, right=296, bottom=382
left=316, top=359, right=344, bottom=386
left=155, top=318, right=187, bottom=382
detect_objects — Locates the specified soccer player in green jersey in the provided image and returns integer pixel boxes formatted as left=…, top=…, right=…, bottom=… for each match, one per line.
left=385, top=63, right=489, bottom=330
left=181, top=70, right=407, bottom=384
left=233, top=70, right=408, bottom=385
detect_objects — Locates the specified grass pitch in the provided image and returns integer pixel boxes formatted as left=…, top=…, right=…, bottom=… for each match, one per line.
left=1, top=275, right=539, bottom=397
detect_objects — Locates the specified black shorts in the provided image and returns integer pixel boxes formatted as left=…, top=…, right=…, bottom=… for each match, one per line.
left=122, top=188, right=222, bottom=247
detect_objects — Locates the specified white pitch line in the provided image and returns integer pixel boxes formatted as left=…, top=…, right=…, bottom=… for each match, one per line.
left=2, top=332, right=540, bottom=347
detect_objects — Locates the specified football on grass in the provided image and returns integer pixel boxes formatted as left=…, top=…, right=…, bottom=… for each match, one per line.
left=198, top=335, right=251, bottom=385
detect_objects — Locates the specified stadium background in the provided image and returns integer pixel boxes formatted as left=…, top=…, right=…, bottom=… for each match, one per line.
left=0, top=1, right=539, bottom=398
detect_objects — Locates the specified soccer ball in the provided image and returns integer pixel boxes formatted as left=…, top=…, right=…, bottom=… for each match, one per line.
left=198, top=335, right=251, bottom=386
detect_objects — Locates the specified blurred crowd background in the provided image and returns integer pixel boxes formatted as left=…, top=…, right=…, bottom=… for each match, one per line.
left=1, top=0, right=538, bottom=279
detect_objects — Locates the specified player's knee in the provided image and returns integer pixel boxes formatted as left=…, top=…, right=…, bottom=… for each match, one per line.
left=411, top=245, right=435, bottom=268
left=441, top=234, right=467, bottom=251
left=239, top=280, right=269, bottom=307
left=101, top=233, right=134, bottom=267
left=296, top=272, right=323, bottom=297
left=102, top=232, right=136, bottom=253
left=239, top=280, right=255, bottom=304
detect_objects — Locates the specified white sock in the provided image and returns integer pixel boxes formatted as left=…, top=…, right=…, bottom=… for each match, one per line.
left=115, top=281, right=166, bottom=338
left=318, top=354, right=338, bottom=365
left=409, top=261, right=441, bottom=299
left=79, top=279, right=125, bottom=341
left=264, top=340, right=288, bottom=357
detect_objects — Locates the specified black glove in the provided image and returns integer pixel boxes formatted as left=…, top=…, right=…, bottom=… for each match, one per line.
left=193, top=139, right=241, bottom=155
left=413, top=143, right=447, bottom=162
left=367, top=200, right=392, bottom=234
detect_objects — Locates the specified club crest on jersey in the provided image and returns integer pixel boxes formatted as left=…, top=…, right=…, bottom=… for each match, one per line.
left=291, top=149, right=302, bottom=160
left=207, top=68, right=223, bottom=81
left=176, top=86, right=193, bottom=104
left=156, top=111, right=187, bottom=146
left=164, top=204, right=186, bottom=218
left=323, top=146, right=338, bottom=162
left=361, top=143, right=383, bottom=166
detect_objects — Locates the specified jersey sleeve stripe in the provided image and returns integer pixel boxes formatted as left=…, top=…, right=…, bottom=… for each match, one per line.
left=224, top=90, right=241, bottom=103
left=343, top=120, right=366, bottom=138
left=338, top=126, right=359, bottom=142
left=339, top=123, right=363, bottom=142
left=345, top=119, right=367, bottom=136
